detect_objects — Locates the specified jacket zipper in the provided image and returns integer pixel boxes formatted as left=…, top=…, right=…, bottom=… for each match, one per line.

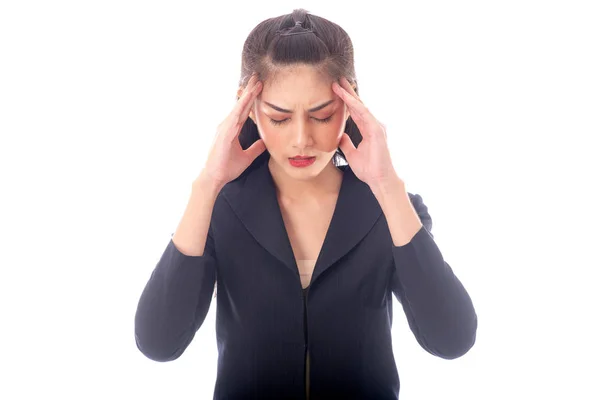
left=303, top=286, right=310, bottom=400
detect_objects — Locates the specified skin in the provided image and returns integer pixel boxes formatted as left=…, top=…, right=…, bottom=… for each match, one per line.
left=237, top=65, right=357, bottom=206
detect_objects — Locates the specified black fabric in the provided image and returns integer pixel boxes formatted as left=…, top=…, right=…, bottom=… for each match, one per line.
left=135, top=151, right=477, bottom=399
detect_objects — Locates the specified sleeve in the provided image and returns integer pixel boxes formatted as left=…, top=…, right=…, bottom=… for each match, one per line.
left=390, top=193, right=478, bottom=360
left=134, top=225, right=217, bottom=362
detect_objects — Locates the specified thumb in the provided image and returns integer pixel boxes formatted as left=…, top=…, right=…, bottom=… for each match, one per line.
left=338, top=132, right=356, bottom=158
left=247, top=138, right=267, bottom=160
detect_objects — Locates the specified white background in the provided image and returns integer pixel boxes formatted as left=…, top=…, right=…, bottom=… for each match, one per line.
left=1, top=1, right=599, bottom=399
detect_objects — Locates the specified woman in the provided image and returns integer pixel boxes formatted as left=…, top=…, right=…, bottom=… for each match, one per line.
left=134, top=8, right=477, bottom=400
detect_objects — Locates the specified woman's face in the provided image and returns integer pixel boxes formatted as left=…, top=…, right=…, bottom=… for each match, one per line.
left=243, top=65, right=351, bottom=178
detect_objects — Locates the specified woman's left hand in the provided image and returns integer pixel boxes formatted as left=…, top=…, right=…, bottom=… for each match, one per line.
left=333, top=77, right=401, bottom=191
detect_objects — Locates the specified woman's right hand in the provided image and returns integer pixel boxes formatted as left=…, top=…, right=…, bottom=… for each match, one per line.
left=200, top=73, right=265, bottom=188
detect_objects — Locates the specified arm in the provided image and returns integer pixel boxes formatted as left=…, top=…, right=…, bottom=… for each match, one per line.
left=372, top=179, right=478, bottom=360
left=134, top=173, right=223, bottom=362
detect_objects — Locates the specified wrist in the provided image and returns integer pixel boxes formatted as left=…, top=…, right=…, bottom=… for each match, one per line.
left=370, top=175, right=405, bottom=200
left=193, top=171, right=224, bottom=194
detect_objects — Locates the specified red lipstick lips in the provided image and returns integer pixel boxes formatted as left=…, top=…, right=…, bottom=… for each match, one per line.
left=289, top=156, right=316, bottom=167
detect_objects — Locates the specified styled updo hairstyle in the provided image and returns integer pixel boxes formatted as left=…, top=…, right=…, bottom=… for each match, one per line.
left=236, top=8, right=364, bottom=169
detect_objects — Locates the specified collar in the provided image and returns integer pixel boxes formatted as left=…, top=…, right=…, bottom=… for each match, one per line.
left=220, top=152, right=383, bottom=286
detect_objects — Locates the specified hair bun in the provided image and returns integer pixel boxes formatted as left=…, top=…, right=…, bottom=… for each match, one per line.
left=278, top=21, right=312, bottom=37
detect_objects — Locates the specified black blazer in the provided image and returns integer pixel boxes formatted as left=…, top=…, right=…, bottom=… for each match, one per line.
left=135, top=152, right=477, bottom=400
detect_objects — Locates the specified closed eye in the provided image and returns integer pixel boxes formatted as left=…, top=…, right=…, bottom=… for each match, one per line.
left=269, top=115, right=333, bottom=126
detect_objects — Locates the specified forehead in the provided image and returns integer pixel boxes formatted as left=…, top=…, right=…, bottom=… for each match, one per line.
left=262, top=65, right=333, bottom=98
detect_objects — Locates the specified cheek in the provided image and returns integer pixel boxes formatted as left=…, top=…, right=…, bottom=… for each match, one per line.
left=255, top=116, right=281, bottom=147
left=324, top=113, right=346, bottom=147
left=313, top=120, right=344, bottom=153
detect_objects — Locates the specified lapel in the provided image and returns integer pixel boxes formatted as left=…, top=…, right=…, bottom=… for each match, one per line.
left=221, top=152, right=383, bottom=287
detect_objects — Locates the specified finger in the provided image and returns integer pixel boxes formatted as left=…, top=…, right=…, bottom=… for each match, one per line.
left=242, top=73, right=258, bottom=91
left=333, top=81, right=383, bottom=141
left=244, top=137, right=267, bottom=160
left=236, top=76, right=260, bottom=111
left=238, top=82, right=261, bottom=125
left=333, top=80, right=372, bottom=128
left=379, top=122, right=388, bottom=141
left=338, top=132, right=356, bottom=159
left=230, top=80, right=261, bottom=130
left=339, top=77, right=361, bottom=103
left=221, top=80, right=261, bottom=145
left=232, top=73, right=258, bottom=108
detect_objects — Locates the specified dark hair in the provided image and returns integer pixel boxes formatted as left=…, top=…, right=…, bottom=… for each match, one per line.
left=236, top=8, right=364, bottom=169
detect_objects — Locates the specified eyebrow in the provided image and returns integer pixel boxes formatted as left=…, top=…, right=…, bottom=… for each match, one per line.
left=262, top=99, right=335, bottom=113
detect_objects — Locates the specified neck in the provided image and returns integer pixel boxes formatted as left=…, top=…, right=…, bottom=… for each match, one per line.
left=268, top=156, right=343, bottom=204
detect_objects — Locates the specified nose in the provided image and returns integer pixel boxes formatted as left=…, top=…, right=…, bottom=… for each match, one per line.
left=291, top=120, right=314, bottom=148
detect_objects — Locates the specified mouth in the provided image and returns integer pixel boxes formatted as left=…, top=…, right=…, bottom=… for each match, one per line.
left=288, top=156, right=316, bottom=167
